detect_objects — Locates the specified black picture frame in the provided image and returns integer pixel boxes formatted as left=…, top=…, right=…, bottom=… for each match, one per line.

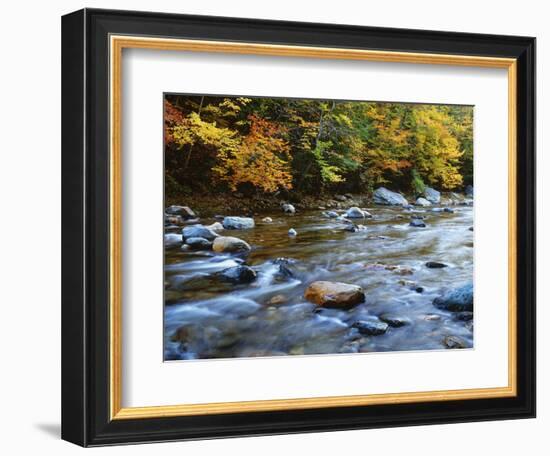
left=62, top=8, right=536, bottom=447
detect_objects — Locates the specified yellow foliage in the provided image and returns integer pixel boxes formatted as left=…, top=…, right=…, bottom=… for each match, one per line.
left=212, top=115, right=293, bottom=193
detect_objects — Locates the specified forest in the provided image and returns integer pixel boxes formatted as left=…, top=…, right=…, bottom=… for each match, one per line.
left=164, top=94, right=473, bottom=200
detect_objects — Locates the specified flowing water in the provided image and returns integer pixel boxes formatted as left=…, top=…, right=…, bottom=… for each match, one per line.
left=164, top=205, right=474, bottom=360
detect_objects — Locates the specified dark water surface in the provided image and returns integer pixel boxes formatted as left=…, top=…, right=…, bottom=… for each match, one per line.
left=164, top=205, right=474, bottom=360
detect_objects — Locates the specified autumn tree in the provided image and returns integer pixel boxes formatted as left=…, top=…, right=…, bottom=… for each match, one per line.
left=212, top=115, right=292, bottom=193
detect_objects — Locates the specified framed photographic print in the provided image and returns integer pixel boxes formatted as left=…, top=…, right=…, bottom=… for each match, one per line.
left=61, top=8, right=536, bottom=447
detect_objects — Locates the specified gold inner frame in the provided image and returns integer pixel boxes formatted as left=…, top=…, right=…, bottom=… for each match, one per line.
left=109, top=35, right=517, bottom=420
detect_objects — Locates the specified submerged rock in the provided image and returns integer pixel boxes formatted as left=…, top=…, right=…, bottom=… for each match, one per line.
left=379, top=314, right=411, bottom=327
left=222, top=216, right=255, bottom=230
left=304, top=281, right=365, bottom=309
left=166, top=205, right=196, bottom=219
left=454, top=311, right=474, bottom=321
left=282, top=203, right=296, bottom=214
left=182, top=224, right=219, bottom=241
left=425, top=261, right=447, bottom=269
left=373, top=187, right=408, bottom=206
left=415, top=197, right=432, bottom=207
left=288, top=228, right=297, bottom=236
left=443, top=335, right=468, bottom=349
left=219, top=265, right=257, bottom=283
left=409, top=218, right=426, bottom=228
left=352, top=320, right=389, bottom=335
left=272, top=258, right=296, bottom=279
left=267, top=294, right=287, bottom=306
left=424, top=187, right=441, bottom=204
left=433, top=283, right=474, bottom=312
left=212, top=236, right=251, bottom=253
left=262, top=217, right=273, bottom=223
left=185, top=237, right=213, bottom=250
left=323, top=210, right=339, bottom=218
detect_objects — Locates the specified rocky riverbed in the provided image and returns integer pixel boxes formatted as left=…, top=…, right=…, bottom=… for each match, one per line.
left=164, top=188, right=474, bottom=360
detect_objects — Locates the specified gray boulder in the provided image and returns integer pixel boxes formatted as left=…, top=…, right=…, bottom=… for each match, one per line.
left=164, top=233, right=183, bottom=247
left=433, top=283, right=473, bottom=312
left=352, top=320, right=389, bottom=335
left=182, top=224, right=219, bottom=241
left=409, top=218, right=426, bottom=228
left=185, top=237, right=213, bottom=250
left=206, top=221, right=224, bottom=232
left=345, top=207, right=372, bottom=218
left=219, top=265, right=257, bottom=283
left=424, top=187, right=441, bottom=204
left=373, top=187, right=408, bottom=206
left=282, top=203, right=296, bottom=214
left=323, top=210, right=339, bottom=218
left=165, top=205, right=196, bottom=219
left=222, top=216, right=255, bottom=230
left=415, top=197, right=432, bottom=207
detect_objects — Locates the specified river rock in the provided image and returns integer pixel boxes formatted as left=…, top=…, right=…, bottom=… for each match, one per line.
left=185, top=237, right=213, bottom=250
left=166, top=205, right=196, bottom=219
left=165, top=215, right=183, bottom=225
left=219, top=265, right=257, bottom=283
left=454, top=311, right=474, bottom=321
left=282, top=203, right=296, bottom=214
left=304, top=281, right=365, bottom=309
left=206, top=221, right=224, bottom=232
left=222, top=216, right=255, bottom=230
left=288, top=228, right=297, bottom=237
left=272, top=258, right=296, bottom=279
left=335, top=195, right=348, bottom=202
left=378, top=313, right=411, bottom=327
left=267, top=294, right=287, bottom=306
left=182, top=224, right=219, bottom=241
left=212, top=236, right=251, bottom=253
left=465, top=185, right=474, bottom=197
left=424, top=187, right=441, bottom=204
left=443, top=335, right=468, bottom=349
left=323, top=210, right=339, bottom=218
left=409, top=218, right=426, bottom=228
left=415, top=197, right=432, bottom=207
left=432, top=207, right=455, bottom=213
left=164, top=233, right=183, bottom=247
left=433, top=283, right=474, bottom=312
left=345, top=207, right=372, bottom=218
left=425, top=261, right=447, bottom=268
left=352, top=320, right=389, bottom=335
left=262, top=217, right=273, bottom=223
left=373, top=187, right=408, bottom=206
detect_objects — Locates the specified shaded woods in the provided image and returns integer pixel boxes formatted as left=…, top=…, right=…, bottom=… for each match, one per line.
left=164, top=95, right=473, bottom=201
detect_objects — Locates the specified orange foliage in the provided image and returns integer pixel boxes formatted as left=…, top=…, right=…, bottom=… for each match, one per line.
left=213, top=115, right=293, bottom=193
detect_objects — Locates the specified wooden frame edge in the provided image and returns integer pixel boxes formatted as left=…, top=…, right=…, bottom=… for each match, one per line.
left=109, top=35, right=518, bottom=421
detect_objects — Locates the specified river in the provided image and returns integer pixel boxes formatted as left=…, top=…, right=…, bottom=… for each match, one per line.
left=164, top=204, right=474, bottom=360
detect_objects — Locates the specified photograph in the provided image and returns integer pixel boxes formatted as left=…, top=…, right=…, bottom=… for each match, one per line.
left=163, top=94, right=475, bottom=360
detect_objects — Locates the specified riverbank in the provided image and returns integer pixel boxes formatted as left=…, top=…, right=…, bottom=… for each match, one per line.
left=165, top=187, right=473, bottom=218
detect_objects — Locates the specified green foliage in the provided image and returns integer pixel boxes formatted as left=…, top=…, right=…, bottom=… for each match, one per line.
left=164, top=95, right=473, bottom=198
left=411, top=169, right=426, bottom=195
